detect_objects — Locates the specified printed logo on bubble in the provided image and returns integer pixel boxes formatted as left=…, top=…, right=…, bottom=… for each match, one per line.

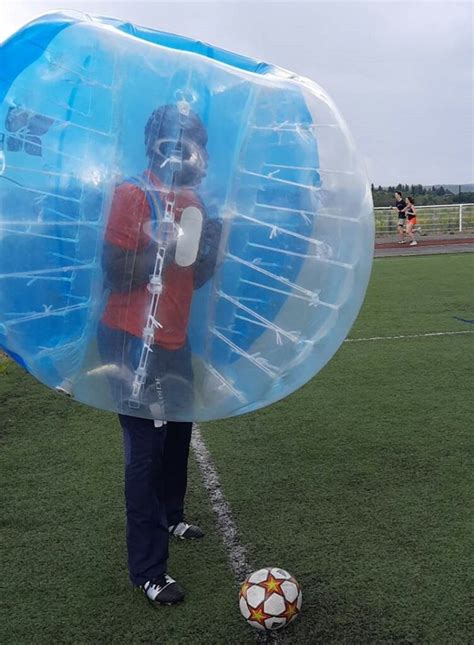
left=5, top=107, right=54, bottom=157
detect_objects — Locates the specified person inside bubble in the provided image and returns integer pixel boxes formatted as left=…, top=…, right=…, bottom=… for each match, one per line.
left=97, top=103, right=222, bottom=606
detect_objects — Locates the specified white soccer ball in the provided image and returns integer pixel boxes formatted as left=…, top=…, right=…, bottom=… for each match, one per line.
left=239, top=567, right=302, bottom=631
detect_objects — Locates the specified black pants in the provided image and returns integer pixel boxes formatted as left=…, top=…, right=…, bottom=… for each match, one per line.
left=119, top=414, right=192, bottom=585
left=97, top=323, right=193, bottom=585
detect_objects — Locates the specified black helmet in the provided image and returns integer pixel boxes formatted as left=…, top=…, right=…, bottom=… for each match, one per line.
left=145, top=104, right=208, bottom=186
left=145, top=104, right=207, bottom=158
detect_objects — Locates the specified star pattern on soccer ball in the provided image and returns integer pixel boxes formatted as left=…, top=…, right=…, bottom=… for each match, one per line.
left=261, top=574, right=285, bottom=598
left=239, top=581, right=251, bottom=598
left=248, top=602, right=272, bottom=627
left=283, top=599, right=299, bottom=622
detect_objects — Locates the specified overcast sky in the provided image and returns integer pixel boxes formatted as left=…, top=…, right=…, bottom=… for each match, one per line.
left=1, top=1, right=472, bottom=185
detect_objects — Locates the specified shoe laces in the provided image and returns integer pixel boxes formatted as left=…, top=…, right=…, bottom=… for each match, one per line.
left=145, top=574, right=173, bottom=592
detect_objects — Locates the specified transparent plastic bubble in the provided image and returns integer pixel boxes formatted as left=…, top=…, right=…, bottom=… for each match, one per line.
left=0, top=12, right=374, bottom=422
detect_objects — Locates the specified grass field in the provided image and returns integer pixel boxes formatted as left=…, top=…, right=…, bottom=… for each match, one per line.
left=1, top=253, right=473, bottom=644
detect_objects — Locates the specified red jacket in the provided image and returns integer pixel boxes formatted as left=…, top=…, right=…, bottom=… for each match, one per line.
left=102, top=172, right=205, bottom=350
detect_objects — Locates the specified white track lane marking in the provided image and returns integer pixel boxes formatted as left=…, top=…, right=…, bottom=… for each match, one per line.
left=345, top=330, right=474, bottom=343
left=192, top=429, right=284, bottom=642
left=191, top=424, right=253, bottom=584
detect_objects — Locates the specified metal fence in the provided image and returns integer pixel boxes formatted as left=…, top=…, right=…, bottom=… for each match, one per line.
left=374, top=203, right=474, bottom=236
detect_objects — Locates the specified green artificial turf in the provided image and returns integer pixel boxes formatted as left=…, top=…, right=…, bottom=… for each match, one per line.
left=353, top=253, right=474, bottom=337
left=1, top=253, right=473, bottom=643
left=203, top=254, right=474, bottom=644
left=0, top=378, right=250, bottom=644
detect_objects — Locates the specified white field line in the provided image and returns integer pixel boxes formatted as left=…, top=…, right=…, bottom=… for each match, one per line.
left=191, top=424, right=253, bottom=584
left=345, top=330, right=474, bottom=343
left=192, top=426, right=275, bottom=643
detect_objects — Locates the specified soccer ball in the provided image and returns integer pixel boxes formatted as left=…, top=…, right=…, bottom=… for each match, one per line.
left=239, top=567, right=302, bottom=631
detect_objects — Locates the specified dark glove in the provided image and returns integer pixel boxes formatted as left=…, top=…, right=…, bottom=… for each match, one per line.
left=194, top=218, right=223, bottom=289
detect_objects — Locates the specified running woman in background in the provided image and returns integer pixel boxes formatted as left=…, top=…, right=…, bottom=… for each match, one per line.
left=404, top=196, right=418, bottom=246
left=391, top=191, right=407, bottom=243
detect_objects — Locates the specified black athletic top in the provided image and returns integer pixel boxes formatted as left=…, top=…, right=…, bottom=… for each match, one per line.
left=406, top=205, right=416, bottom=220
left=396, top=199, right=407, bottom=218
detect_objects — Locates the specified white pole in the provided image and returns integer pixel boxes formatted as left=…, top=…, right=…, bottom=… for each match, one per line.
left=459, top=204, right=463, bottom=232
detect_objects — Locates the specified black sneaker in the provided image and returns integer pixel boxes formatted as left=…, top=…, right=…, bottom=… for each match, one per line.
left=169, top=521, right=205, bottom=540
left=141, top=574, right=184, bottom=606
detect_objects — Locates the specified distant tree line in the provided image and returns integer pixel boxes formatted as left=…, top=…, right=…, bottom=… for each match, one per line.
left=371, top=184, right=474, bottom=207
